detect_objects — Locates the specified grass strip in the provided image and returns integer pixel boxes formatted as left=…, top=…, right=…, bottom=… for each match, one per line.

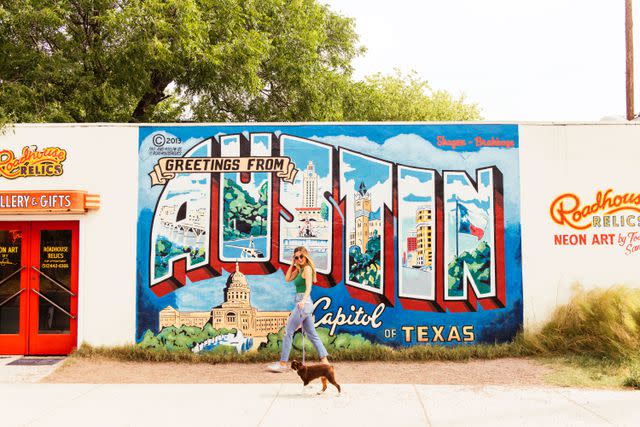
left=72, top=339, right=530, bottom=364
left=72, top=285, right=640, bottom=388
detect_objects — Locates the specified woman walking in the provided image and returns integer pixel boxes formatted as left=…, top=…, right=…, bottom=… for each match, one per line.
left=267, top=246, right=329, bottom=372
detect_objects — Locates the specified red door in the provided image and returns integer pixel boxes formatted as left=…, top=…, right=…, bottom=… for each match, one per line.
left=0, top=221, right=78, bottom=355
left=0, top=222, right=30, bottom=354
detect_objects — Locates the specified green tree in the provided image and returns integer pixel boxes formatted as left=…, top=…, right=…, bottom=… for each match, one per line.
left=263, top=329, right=284, bottom=352
left=447, top=241, right=492, bottom=296
left=203, top=323, right=219, bottom=339
left=333, top=332, right=371, bottom=350
left=0, top=1, right=479, bottom=125
left=0, top=0, right=360, bottom=123
left=139, top=330, right=160, bottom=349
left=320, top=203, right=329, bottom=221
left=343, top=70, right=480, bottom=121
left=258, top=327, right=371, bottom=352
left=224, top=178, right=250, bottom=236
left=365, top=231, right=380, bottom=256
left=253, top=181, right=269, bottom=235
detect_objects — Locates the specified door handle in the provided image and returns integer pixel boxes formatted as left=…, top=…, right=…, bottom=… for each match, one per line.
left=0, top=266, right=25, bottom=288
left=0, top=288, right=24, bottom=307
left=31, top=288, right=76, bottom=319
left=30, top=266, right=76, bottom=297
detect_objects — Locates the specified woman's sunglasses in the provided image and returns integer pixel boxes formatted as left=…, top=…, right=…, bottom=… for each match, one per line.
left=294, top=255, right=305, bottom=261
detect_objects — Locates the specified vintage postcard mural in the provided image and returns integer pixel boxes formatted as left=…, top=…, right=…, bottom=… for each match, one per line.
left=136, top=125, right=522, bottom=353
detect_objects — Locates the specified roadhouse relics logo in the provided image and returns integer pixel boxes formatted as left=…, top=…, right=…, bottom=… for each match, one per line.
left=0, top=146, right=67, bottom=179
left=550, top=189, right=640, bottom=230
left=149, top=133, right=183, bottom=156
left=550, top=189, right=640, bottom=255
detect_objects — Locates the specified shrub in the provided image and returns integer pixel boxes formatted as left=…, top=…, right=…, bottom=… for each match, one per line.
left=623, top=365, right=640, bottom=389
left=523, top=285, right=640, bottom=362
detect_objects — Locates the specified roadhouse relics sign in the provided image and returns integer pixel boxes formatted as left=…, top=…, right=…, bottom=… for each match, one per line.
left=551, top=189, right=640, bottom=255
left=0, top=146, right=67, bottom=179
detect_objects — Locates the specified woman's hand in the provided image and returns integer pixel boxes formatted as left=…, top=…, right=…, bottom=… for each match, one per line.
left=284, top=256, right=298, bottom=282
left=297, top=300, right=305, bottom=310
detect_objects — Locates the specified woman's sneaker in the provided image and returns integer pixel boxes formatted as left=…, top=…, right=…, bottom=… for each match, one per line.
left=267, top=362, right=287, bottom=373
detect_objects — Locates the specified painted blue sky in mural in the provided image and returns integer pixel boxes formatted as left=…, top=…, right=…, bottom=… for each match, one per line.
left=282, top=136, right=331, bottom=178
left=174, top=271, right=296, bottom=312
left=342, top=151, right=391, bottom=191
left=403, top=194, right=432, bottom=203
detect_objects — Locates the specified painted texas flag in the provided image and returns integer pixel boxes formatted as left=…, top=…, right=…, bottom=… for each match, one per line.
left=458, top=203, right=485, bottom=240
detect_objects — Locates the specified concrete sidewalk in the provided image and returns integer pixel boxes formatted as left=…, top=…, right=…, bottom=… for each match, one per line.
left=1, top=383, right=639, bottom=427
left=0, top=356, right=65, bottom=383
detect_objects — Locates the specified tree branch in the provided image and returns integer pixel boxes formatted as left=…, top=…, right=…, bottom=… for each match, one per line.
left=130, top=73, right=172, bottom=122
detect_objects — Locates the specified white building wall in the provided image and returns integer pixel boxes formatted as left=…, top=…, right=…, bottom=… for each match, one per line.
left=519, top=123, right=640, bottom=327
left=2, top=122, right=640, bottom=346
left=0, top=124, right=138, bottom=346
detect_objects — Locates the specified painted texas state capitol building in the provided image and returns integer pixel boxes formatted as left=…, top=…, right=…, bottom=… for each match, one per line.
left=159, top=262, right=290, bottom=339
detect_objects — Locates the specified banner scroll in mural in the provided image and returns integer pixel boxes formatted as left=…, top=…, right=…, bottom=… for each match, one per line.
left=136, top=124, right=522, bottom=353
left=149, top=156, right=298, bottom=186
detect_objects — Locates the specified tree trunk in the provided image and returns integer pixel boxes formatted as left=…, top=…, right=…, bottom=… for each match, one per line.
left=130, top=73, right=171, bottom=122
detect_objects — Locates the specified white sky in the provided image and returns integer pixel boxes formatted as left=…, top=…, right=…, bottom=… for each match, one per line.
left=323, top=0, right=639, bottom=121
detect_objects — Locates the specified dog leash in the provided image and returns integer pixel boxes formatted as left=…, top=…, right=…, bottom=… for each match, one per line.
left=301, top=325, right=306, bottom=364
left=297, top=305, right=307, bottom=364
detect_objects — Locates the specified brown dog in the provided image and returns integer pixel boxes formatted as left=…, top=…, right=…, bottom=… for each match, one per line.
left=290, top=360, right=341, bottom=394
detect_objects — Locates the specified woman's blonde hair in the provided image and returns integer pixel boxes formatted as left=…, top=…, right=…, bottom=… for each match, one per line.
left=294, top=246, right=317, bottom=283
